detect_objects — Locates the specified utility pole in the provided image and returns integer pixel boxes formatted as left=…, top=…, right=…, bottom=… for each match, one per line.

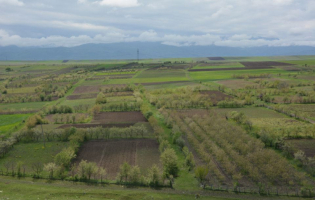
left=137, top=49, right=139, bottom=62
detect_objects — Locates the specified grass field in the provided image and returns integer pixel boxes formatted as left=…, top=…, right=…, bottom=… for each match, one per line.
left=189, top=68, right=294, bottom=81
left=0, top=102, right=50, bottom=111
left=0, top=114, right=31, bottom=135
left=0, top=142, right=69, bottom=173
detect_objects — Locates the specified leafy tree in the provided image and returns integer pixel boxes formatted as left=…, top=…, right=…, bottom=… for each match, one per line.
left=147, top=164, right=160, bottom=186
left=31, top=162, right=43, bottom=177
left=44, top=163, right=58, bottom=179
left=185, top=152, right=195, bottom=171
left=119, top=162, right=131, bottom=182
left=195, top=166, right=209, bottom=188
left=54, top=147, right=76, bottom=168
left=129, top=165, right=141, bottom=184
left=160, top=148, right=179, bottom=177
left=99, top=167, right=107, bottom=182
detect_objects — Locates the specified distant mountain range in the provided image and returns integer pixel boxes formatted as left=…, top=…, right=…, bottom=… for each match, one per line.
left=0, top=42, right=315, bottom=60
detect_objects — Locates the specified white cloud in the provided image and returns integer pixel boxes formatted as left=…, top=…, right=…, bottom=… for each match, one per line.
left=76, top=0, right=139, bottom=7
left=91, top=0, right=139, bottom=7
left=1, top=29, right=315, bottom=48
left=0, top=0, right=24, bottom=6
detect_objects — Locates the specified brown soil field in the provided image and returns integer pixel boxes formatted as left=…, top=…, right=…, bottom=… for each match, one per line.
left=208, top=57, right=225, bottom=60
left=288, top=139, right=315, bottom=157
left=92, top=111, right=147, bottom=124
left=58, top=123, right=134, bottom=129
left=74, top=139, right=161, bottom=178
left=240, top=61, right=293, bottom=68
left=217, top=80, right=259, bottom=90
left=200, top=90, right=233, bottom=105
left=73, top=85, right=101, bottom=94
left=198, top=62, right=237, bottom=67
left=67, top=93, right=98, bottom=100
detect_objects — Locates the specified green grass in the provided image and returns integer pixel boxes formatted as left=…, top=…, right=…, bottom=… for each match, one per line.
left=137, top=69, right=186, bottom=79
left=189, top=68, right=295, bottom=81
left=0, top=114, right=32, bottom=135
left=0, top=176, right=247, bottom=200
left=0, top=142, right=69, bottom=173
left=0, top=102, right=51, bottom=111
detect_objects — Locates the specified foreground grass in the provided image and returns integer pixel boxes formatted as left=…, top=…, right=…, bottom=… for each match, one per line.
left=0, top=176, right=303, bottom=200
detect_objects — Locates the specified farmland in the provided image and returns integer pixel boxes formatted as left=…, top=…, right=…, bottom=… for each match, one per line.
left=0, top=56, right=315, bottom=199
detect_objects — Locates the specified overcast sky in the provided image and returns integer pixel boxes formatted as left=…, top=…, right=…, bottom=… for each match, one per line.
left=0, top=0, right=314, bottom=47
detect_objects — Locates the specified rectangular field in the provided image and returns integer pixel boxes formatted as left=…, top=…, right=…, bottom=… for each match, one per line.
left=74, top=139, right=161, bottom=178
left=92, top=111, right=147, bottom=124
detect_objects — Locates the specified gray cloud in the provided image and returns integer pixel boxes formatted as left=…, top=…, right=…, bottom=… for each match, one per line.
left=0, top=0, right=314, bottom=47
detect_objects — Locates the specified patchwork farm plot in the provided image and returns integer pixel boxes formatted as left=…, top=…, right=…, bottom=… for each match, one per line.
left=75, top=139, right=160, bottom=178
left=0, top=57, right=315, bottom=198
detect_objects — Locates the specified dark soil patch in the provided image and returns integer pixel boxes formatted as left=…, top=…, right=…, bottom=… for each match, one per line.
left=67, top=93, right=98, bottom=100
left=74, top=139, right=160, bottom=179
left=288, top=139, right=315, bottom=157
left=208, top=57, right=225, bottom=60
left=200, top=90, right=233, bottom=105
left=92, top=112, right=147, bottom=124
left=73, top=86, right=101, bottom=94
left=58, top=123, right=134, bottom=129
left=240, top=61, right=293, bottom=68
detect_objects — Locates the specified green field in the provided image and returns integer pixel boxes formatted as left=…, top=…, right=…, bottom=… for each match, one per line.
left=0, top=114, right=31, bottom=135
left=0, top=102, right=51, bottom=111
left=189, top=68, right=295, bottom=81
left=0, top=142, right=69, bottom=173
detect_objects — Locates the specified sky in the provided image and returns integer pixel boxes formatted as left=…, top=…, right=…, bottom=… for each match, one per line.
left=0, top=0, right=314, bottom=47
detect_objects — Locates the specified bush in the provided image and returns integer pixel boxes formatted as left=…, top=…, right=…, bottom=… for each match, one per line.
left=54, top=147, right=76, bottom=168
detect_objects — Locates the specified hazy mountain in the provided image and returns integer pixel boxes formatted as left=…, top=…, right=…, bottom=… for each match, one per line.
left=0, top=42, right=315, bottom=61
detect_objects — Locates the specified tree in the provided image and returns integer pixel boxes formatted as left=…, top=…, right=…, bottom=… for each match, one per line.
left=129, top=166, right=141, bottom=184
left=195, top=166, right=209, bottom=188
left=185, top=152, right=195, bottom=171
left=99, top=167, right=107, bottom=183
left=85, top=162, right=98, bottom=180
left=54, top=147, right=76, bottom=168
left=44, top=163, right=58, bottom=179
left=119, top=162, right=131, bottom=182
left=32, top=162, right=43, bottom=178
left=5, top=67, right=12, bottom=72
left=160, top=148, right=179, bottom=177
left=147, top=164, right=160, bottom=186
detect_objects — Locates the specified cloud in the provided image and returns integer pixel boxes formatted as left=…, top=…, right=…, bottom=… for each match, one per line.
left=0, top=0, right=315, bottom=48
left=1, top=29, right=315, bottom=48
left=81, top=0, right=139, bottom=7
left=0, top=0, right=24, bottom=6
